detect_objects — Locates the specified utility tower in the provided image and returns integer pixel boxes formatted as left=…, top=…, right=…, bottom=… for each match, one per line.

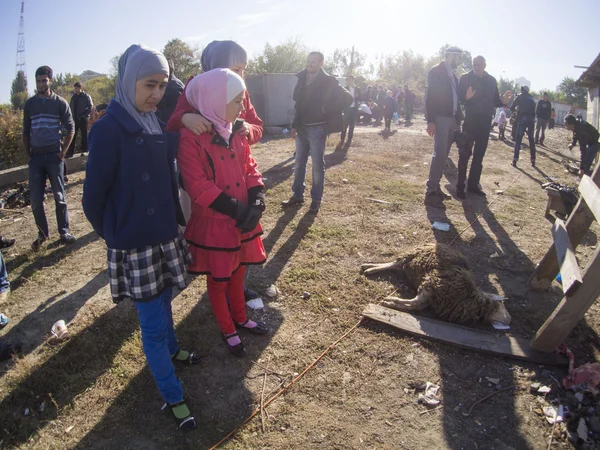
left=16, top=1, right=26, bottom=75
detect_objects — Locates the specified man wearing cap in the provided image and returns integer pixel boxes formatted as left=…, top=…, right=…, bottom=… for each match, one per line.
left=565, top=114, right=599, bottom=177
left=67, top=82, right=93, bottom=157
left=424, top=46, right=463, bottom=209
left=456, top=56, right=512, bottom=198
left=510, top=85, right=537, bottom=167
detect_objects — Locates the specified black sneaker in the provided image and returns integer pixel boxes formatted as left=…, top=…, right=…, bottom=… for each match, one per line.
left=244, top=287, right=259, bottom=301
left=512, top=160, right=517, bottom=167
left=31, top=236, right=47, bottom=251
left=436, top=190, right=452, bottom=200
left=308, top=201, right=321, bottom=214
left=281, top=196, right=304, bottom=207
left=424, top=192, right=446, bottom=209
left=0, top=237, right=15, bottom=250
left=467, top=186, right=486, bottom=196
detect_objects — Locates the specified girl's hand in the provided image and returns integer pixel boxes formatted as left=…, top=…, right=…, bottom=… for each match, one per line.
left=237, top=122, right=250, bottom=136
left=182, top=113, right=212, bottom=135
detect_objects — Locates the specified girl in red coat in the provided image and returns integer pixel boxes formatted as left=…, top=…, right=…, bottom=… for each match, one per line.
left=177, top=68, right=268, bottom=357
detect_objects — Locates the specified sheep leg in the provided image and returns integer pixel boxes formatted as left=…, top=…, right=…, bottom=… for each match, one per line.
left=382, top=290, right=429, bottom=311
left=361, top=261, right=398, bottom=275
left=483, top=292, right=507, bottom=302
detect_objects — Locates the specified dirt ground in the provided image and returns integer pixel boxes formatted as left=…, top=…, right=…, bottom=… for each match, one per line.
left=1, top=116, right=599, bottom=450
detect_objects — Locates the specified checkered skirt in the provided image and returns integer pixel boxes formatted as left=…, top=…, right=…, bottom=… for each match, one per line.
left=107, top=234, right=192, bottom=303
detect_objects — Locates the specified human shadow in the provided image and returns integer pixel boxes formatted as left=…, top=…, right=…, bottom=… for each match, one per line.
left=261, top=156, right=295, bottom=192
left=324, top=148, right=348, bottom=170
left=7, top=230, right=100, bottom=291
left=0, top=270, right=108, bottom=367
left=76, top=286, right=284, bottom=448
left=512, top=164, right=548, bottom=187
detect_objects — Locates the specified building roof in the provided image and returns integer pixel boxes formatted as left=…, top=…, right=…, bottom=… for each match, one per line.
left=578, top=53, right=600, bottom=88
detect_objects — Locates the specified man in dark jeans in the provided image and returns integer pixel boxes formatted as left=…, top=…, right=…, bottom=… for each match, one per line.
left=337, top=75, right=361, bottom=151
left=511, top=85, right=537, bottom=167
left=535, top=92, right=552, bottom=145
left=404, top=85, right=415, bottom=122
left=456, top=55, right=512, bottom=198
left=67, top=82, right=93, bottom=157
left=23, top=66, right=76, bottom=250
left=282, top=51, right=352, bottom=214
left=566, top=113, right=599, bottom=177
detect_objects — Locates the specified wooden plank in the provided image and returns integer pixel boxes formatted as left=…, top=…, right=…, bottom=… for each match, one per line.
left=551, top=219, right=583, bottom=295
left=579, top=175, right=600, bottom=224
left=362, top=304, right=568, bottom=366
left=530, top=164, right=600, bottom=290
left=531, top=244, right=600, bottom=352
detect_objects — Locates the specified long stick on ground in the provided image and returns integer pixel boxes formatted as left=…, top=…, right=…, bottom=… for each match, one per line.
left=260, top=358, right=270, bottom=433
left=462, top=386, right=518, bottom=417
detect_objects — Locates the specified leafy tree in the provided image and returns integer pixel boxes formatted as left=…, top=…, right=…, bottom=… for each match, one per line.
left=498, top=77, right=518, bottom=96
left=557, top=77, right=587, bottom=107
left=435, top=45, right=472, bottom=75
left=378, top=50, right=426, bottom=86
left=10, top=71, right=28, bottom=110
left=162, top=38, right=201, bottom=80
left=324, top=46, right=367, bottom=76
left=84, top=76, right=116, bottom=105
left=246, top=39, right=308, bottom=75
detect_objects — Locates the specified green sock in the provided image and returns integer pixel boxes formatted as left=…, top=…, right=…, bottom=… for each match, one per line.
left=171, top=402, right=191, bottom=420
left=172, top=350, right=190, bottom=361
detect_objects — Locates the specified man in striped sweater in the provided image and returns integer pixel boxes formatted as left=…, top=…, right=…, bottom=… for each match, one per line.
left=23, top=66, right=76, bottom=251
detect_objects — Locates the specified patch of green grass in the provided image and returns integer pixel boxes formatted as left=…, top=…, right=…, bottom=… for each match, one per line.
left=284, top=267, right=319, bottom=283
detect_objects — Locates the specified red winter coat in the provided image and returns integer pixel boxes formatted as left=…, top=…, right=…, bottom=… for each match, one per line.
left=177, top=126, right=266, bottom=281
left=167, top=76, right=263, bottom=145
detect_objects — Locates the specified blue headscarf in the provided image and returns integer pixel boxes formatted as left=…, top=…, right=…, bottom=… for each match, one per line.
left=201, top=41, right=247, bottom=72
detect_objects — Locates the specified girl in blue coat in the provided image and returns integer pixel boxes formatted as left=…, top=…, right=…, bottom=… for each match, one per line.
left=83, top=44, right=199, bottom=432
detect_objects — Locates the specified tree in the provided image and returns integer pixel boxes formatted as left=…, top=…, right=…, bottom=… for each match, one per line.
left=324, top=46, right=367, bottom=76
left=436, top=45, right=472, bottom=75
left=10, top=71, right=28, bottom=110
left=498, top=77, right=517, bottom=95
left=246, top=39, right=308, bottom=75
left=557, top=77, right=587, bottom=107
left=162, top=39, right=201, bottom=80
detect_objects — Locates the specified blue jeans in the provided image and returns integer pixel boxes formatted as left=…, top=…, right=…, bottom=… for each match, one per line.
left=292, top=125, right=327, bottom=202
left=0, top=251, right=9, bottom=293
left=581, top=143, right=599, bottom=175
left=513, top=117, right=536, bottom=162
left=134, top=288, right=183, bottom=404
left=29, top=153, right=70, bottom=238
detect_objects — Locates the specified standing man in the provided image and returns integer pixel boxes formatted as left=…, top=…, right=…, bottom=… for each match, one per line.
left=282, top=52, right=352, bottom=214
left=535, top=92, right=552, bottom=146
left=156, top=60, right=185, bottom=123
left=511, top=86, right=537, bottom=167
left=67, top=82, right=93, bottom=157
left=565, top=114, right=599, bottom=177
left=404, top=85, right=415, bottom=122
left=424, top=46, right=463, bottom=209
left=337, top=75, right=361, bottom=151
left=23, top=66, right=76, bottom=250
left=456, top=56, right=512, bottom=198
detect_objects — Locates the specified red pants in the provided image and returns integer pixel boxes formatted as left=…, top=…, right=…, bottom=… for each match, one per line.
left=206, top=266, right=247, bottom=335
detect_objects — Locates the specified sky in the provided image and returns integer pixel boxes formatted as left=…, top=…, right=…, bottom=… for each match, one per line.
left=1, top=0, right=599, bottom=104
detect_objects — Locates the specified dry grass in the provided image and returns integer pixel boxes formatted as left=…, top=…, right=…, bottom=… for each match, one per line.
left=0, top=119, right=598, bottom=449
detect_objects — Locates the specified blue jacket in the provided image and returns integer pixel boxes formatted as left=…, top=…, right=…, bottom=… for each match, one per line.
left=83, top=100, right=184, bottom=250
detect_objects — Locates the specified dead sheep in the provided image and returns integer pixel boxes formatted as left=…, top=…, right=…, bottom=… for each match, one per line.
left=360, top=243, right=511, bottom=325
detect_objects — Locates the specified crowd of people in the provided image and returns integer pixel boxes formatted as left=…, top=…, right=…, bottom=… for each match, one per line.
left=0, top=38, right=598, bottom=434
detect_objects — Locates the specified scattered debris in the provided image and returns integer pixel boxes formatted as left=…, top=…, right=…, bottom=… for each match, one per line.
left=495, top=190, right=504, bottom=195
left=485, top=377, right=500, bottom=385
left=560, top=345, right=600, bottom=394
left=537, top=385, right=552, bottom=394
left=431, top=221, right=450, bottom=232
left=246, top=298, right=264, bottom=310
left=365, top=198, right=392, bottom=204
left=65, top=425, right=74, bottom=433
left=463, top=386, right=517, bottom=417
left=1, top=183, right=32, bottom=209
left=417, top=382, right=441, bottom=406
left=302, top=291, right=311, bottom=300
left=543, top=404, right=564, bottom=424
left=489, top=252, right=500, bottom=259
left=265, top=285, right=280, bottom=298
left=50, top=319, right=69, bottom=340
left=341, top=178, right=349, bottom=184
left=39, top=401, right=45, bottom=412
left=492, top=321, right=510, bottom=330
left=402, top=164, right=410, bottom=168
left=24, top=408, right=30, bottom=416
left=0, top=313, right=8, bottom=329
left=577, top=417, right=589, bottom=442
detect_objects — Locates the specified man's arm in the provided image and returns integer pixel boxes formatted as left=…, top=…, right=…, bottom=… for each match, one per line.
left=22, top=100, right=31, bottom=158
left=84, top=93, right=93, bottom=117
left=60, top=99, right=75, bottom=158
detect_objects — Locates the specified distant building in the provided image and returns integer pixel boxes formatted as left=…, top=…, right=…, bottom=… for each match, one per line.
left=578, top=53, right=600, bottom=130
left=78, top=70, right=106, bottom=82
left=515, top=77, right=531, bottom=89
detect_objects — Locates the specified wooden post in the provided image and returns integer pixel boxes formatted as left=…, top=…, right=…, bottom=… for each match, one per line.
left=529, top=164, right=600, bottom=290
left=551, top=219, right=583, bottom=295
left=530, top=245, right=600, bottom=352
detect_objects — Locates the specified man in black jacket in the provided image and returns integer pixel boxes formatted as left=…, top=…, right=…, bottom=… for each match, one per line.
left=67, top=82, right=93, bottom=157
left=456, top=56, right=512, bottom=198
left=566, top=114, right=599, bottom=176
left=535, top=92, right=552, bottom=145
left=337, top=75, right=362, bottom=151
left=511, top=86, right=537, bottom=167
left=156, top=60, right=185, bottom=123
left=424, top=46, right=463, bottom=209
left=283, top=52, right=353, bottom=213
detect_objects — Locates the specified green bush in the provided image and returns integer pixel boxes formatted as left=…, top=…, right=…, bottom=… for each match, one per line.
left=0, top=111, right=27, bottom=170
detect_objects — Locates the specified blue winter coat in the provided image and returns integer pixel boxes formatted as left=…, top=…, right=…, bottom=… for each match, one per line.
left=83, top=99, right=184, bottom=250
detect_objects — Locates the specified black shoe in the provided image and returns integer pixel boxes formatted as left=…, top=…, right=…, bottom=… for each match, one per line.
left=456, top=190, right=466, bottom=200
left=161, top=400, right=197, bottom=432
left=335, top=141, right=344, bottom=152
left=512, top=160, right=517, bottom=167
left=343, top=140, right=352, bottom=150
left=467, top=186, right=486, bottom=196
left=281, top=196, right=304, bottom=208
left=531, top=159, right=536, bottom=167
left=436, top=190, right=452, bottom=200
left=222, top=332, right=247, bottom=357
left=244, top=287, right=259, bottom=301
left=31, top=236, right=47, bottom=251
left=0, top=237, right=15, bottom=250
left=308, top=201, right=321, bottom=214
left=424, top=192, right=446, bottom=209
left=235, top=319, right=269, bottom=335
left=171, top=349, right=202, bottom=366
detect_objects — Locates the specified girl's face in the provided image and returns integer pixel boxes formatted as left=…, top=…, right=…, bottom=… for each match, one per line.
left=225, top=91, right=245, bottom=122
left=229, top=62, right=247, bottom=78
left=135, top=73, right=168, bottom=112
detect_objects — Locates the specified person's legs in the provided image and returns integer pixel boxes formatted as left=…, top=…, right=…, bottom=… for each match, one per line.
left=340, top=110, right=349, bottom=144
left=206, top=276, right=235, bottom=336
left=161, top=290, right=179, bottom=356
left=426, top=117, right=454, bottom=195
left=467, top=119, right=491, bottom=189
left=80, top=118, right=88, bottom=153
left=0, top=251, right=10, bottom=294
left=384, top=117, right=392, bottom=131
left=291, top=129, right=311, bottom=200
left=67, top=120, right=80, bottom=158
left=535, top=118, right=541, bottom=143
left=28, top=158, right=49, bottom=239
left=582, top=143, right=599, bottom=175
left=346, top=107, right=357, bottom=142
left=526, top=120, right=537, bottom=163
left=226, top=267, right=247, bottom=325
left=308, top=125, right=327, bottom=204
left=134, top=288, right=184, bottom=404
left=513, top=119, right=526, bottom=163
left=46, top=157, right=70, bottom=237
left=456, top=136, right=474, bottom=193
